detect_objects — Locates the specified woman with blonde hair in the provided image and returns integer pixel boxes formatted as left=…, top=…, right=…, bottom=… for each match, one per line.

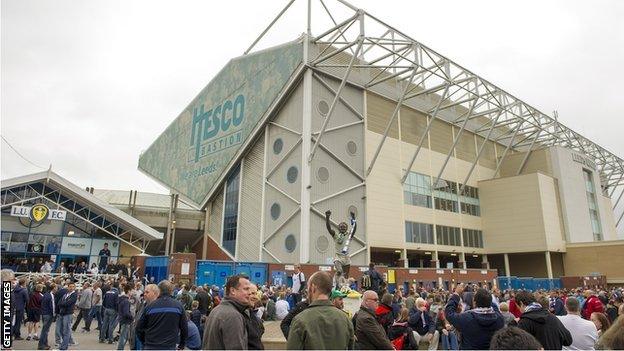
left=387, top=308, right=418, bottom=349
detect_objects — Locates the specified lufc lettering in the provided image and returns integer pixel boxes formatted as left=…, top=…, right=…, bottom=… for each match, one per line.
left=190, top=94, right=245, bottom=163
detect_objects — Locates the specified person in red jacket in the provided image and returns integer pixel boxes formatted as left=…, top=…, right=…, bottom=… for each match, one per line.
left=582, top=290, right=604, bottom=320
left=508, top=293, right=523, bottom=319
left=375, top=293, right=395, bottom=333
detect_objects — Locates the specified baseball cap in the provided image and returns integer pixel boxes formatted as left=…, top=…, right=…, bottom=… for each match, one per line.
left=330, top=289, right=347, bottom=300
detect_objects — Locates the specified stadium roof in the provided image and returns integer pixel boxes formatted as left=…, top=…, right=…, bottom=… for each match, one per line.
left=1, top=170, right=163, bottom=251
left=241, top=0, right=624, bottom=228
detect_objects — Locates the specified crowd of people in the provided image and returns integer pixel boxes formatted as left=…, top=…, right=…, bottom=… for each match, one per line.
left=4, top=263, right=624, bottom=350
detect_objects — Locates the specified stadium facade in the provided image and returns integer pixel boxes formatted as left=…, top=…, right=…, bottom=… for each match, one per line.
left=137, top=1, right=624, bottom=282
left=3, top=1, right=622, bottom=284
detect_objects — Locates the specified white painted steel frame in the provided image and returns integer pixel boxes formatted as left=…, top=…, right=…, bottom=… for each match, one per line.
left=239, top=0, right=624, bottom=233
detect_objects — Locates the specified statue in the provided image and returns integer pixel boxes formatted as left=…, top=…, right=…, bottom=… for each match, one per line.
left=325, top=210, right=357, bottom=289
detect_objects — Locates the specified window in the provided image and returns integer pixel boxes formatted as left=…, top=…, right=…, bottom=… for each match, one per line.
left=435, top=225, right=461, bottom=246
left=433, top=179, right=459, bottom=213
left=404, top=171, right=432, bottom=208
left=462, top=229, right=484, bottom=248
left=583, top=169, right=602, bottom=241
left=222, top=164, right=241, bottom=256
left=460, top=185, right=480, bottom=216
left=405, top=222, right=434, bottom=244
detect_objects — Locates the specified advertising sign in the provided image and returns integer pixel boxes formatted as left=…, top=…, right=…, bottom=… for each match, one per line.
left=90, top=238, right=120, bottom=257
left=60, top=237, right=92, bottom=255
left=138, top=41, right=303, bottom=205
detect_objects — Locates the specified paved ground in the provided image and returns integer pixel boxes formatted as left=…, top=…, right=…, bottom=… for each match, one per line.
left=12, top=320, right=287, bottom=350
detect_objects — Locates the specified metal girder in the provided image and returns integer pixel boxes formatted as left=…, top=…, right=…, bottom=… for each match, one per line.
left=240, top=0, right=623, bottom=235
left=1, top=182, right=150, bottom=252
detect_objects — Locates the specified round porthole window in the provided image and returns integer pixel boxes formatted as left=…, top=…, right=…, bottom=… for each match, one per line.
left=273, top=138, right=283, bottom=155
left=287, top=166, right=298, bottom=183
left=270, top=203, right=281, bottom=220
left=316, top=235, right=330, bottom=253
left=317, top=166, right=330, bottom=183
left=285, top=234, right=297, bottom=253
left=317, top=100, right=330, bottom=116
left=346, top=140, right=357, bottom=156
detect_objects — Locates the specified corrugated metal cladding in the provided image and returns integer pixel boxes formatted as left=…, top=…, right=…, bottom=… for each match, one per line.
left=366, top=93, right=399, bottom=138
left=476, top=136, right=497, bottom=169
left=454, top=127, right=477, bottom=162
left=207, top=191, right=223, bottom=243
left=400, top=106, right=429, bottom=147
left=429, top=119, right=454, bottom=155
left=263, top=81, right=303, bottom=263
left=309, top=73, right=366, bottom=265
left=237, top=132, right=265, bottom=261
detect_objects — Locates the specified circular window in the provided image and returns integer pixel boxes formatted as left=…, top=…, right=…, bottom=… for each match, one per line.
left=270, top=203, right=281, bottom=220
left=273, top=138, right=283, bottom=155
left=285, top=234, right=297, bottom=253
left=346, top=140, right=357, bottom=156
left=317, top=166, right=330, bottom=183
left=317, top=100, right=330, bottom=116
left=348, top=205, right=358, bottom=218
left=287, top=166, right=298, bottom=183
left=316, top=235, right=330, bottom=253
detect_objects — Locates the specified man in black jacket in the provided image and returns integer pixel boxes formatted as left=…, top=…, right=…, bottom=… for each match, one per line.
left=280, top=300, right=309, bottom=339
left=117, top=283, right=134, bottom=350
left=136, top=280, right=188, bottom=350
left=58, top=282, right=77, bottom=351
left=515, top=290, right=572, bottom=350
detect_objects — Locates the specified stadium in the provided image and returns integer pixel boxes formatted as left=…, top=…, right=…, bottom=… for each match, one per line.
left=2, top=0, right=623, bottom=288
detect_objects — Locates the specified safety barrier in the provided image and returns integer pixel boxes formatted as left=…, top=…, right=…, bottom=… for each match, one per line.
left=195, top=261, right=268, bottom=287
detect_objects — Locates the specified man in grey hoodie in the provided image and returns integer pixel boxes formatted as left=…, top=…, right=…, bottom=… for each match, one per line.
left=72, top=283, right=93, bottom=332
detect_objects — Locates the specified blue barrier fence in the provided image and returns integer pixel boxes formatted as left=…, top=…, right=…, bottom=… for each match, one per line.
left=497, top=276, right=562, bottom=291
left=196, top=261, right=268, bottom=287
left=144, top=256, right=169, bottom=283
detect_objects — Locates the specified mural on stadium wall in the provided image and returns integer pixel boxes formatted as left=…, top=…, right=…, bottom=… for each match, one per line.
left=138, top=41, right=303, bottom=205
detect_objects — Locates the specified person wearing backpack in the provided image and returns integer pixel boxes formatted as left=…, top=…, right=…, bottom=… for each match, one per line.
left=291, top=265, right=306, bottom=304
left=388, top=308, right=418, bottom=350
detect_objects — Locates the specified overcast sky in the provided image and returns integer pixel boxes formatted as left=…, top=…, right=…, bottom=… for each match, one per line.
left=2, top=0, right=623, bottom=197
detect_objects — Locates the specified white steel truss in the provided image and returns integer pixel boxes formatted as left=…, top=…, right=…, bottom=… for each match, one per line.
left=243, top=0, right=624, bottom=233
left=1, top=182, right=151, bottom=252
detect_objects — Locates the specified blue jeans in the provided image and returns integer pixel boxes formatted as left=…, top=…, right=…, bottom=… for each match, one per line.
left=101, top=308, right=117, bottom=342
left=38, top=315, right=54, bottom=348
left=12, top=309, right=24, bottom=337
left=117, top=323, right=129, bottom=350
left=55, top=316, right=74, bottom=345
left=59, top=314, right=73, bottom=350
left=441, top=330, right=459, bottom=350
left=88, top=305, right=101, bottom=330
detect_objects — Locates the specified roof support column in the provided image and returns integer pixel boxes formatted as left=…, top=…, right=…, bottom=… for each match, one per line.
left=299, top=35, right=313, bottom=264
left=504, top=253, right=511, bottom=277
left=545, top=251, right=553, bottom=279
left=202, top=202, right=211, bottom=260
left=164, top=194, right=174, bottom=255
